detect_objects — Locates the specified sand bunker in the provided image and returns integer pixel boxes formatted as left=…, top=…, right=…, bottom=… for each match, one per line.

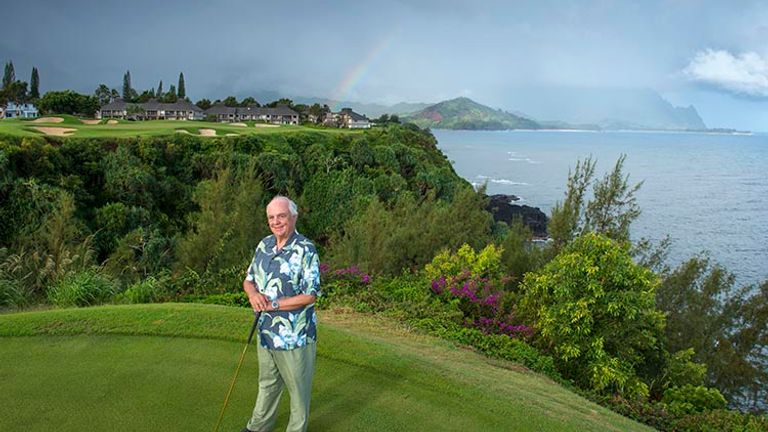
left=106, top=119, right=119, bottom=125
left=81, top=119, right=101, bottom=125
left=253, top=123, right=279, bottom=128
left=225, top=133, right=239, bottom=137
left=33, top=117, right=64, bottom=123
left=33, top=127, right=76, bottom=136
left=198, top=129, right=217, bottom=136
left=231, top=122, right=247, bottom=127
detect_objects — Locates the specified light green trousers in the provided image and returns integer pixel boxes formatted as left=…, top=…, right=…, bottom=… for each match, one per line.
left=247, top=342, right=317, bottom=432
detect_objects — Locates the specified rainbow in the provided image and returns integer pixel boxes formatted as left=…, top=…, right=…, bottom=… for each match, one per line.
left=329, top=32, right=397, bottom=111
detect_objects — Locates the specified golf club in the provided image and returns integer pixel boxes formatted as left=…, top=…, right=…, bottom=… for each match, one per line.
left=213, top=310, right=260, bottom=432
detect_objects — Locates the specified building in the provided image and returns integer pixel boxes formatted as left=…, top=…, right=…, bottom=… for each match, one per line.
left=203, top=104, right=299, bottom=125
left=4, top=102, right=39, bottom=119
left=338, top=108, right=371, bottom=129
left=98, top=98, right=204, bottom=120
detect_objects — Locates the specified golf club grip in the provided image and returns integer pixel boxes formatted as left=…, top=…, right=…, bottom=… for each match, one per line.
left=246, top=311, right=260, bottom=345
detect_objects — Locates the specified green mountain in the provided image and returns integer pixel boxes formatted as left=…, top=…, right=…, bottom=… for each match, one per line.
left=403, top=97, right=540, bottom=130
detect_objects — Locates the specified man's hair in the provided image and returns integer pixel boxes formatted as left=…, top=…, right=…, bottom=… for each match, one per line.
left=270, top=195, right=298, bottom=216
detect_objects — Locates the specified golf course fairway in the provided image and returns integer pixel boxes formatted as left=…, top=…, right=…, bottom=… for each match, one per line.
left=0, top=303, right=651, bottom=431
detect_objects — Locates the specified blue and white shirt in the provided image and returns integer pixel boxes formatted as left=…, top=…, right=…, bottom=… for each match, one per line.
left=245, top=231, right=321, bottom=350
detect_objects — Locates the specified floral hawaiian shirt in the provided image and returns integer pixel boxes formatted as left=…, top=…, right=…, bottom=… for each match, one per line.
left=245, top=231, right=321, bottom=350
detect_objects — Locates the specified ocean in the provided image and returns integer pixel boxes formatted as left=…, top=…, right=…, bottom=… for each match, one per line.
left=433, top=129, right=768, bottom=285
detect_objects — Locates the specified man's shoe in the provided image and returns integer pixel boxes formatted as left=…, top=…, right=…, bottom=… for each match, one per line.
left=241, top=428, right=254, bottom=432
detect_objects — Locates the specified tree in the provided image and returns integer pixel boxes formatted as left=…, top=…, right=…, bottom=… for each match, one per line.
left=156, top=80, right=163, bottom=98
left=265, top=98, right=294, bottom=108
left=29, top=67, right=40, bottom=100
left=94, top=84, right=112, bottom=105
left=177, top=72, right=185, bottom=99
left=222, top=96, right=238, bottom=107
left=38, top=90, right=99, bottom=116
left=658, top=257, right=768, bottom=410
left=240, top=96, right=258, bottom=107
left=163, top=85, right=177, bottom=103
left=136, top=89, right=154, bottom=103
left=195, top=98, right=212, bottom=110
left=122, top=70, right=133, bottom=101
left=4, top=80, right=28, bottom=104
left=548, top=155, right=641, bottom=247
left=3, top=61, right=15, bottom=89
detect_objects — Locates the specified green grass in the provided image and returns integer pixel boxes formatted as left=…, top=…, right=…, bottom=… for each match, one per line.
left=0, top=304, right=652, bottom=431
left=0, top=115, right=357, bottom=138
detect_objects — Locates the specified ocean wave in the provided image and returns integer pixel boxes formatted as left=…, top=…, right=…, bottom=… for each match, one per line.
left=508, top=157, right=541, bottom=164
left=490, top=179, right=530, bottom=186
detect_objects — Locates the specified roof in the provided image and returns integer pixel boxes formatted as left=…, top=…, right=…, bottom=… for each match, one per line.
left=261, top=106, right=299, bottom=116
left=341, top=109, right=368, bottom=121
left=205, top=103, right=239, bottom=115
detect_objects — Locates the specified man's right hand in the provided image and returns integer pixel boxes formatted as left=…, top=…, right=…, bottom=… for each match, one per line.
left=248, top=292, right=269, bottom=312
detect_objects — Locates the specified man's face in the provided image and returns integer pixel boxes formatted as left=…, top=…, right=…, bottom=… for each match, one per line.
left=266, top=199, right=297, bottom=239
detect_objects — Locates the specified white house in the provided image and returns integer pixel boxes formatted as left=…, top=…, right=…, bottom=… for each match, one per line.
left=4, top=102, right=39, bottom=119
left=338, top=108, right=371, bottom=129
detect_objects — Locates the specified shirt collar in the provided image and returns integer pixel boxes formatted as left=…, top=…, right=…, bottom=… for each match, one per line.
left=272, top=230, right=299, bottom=253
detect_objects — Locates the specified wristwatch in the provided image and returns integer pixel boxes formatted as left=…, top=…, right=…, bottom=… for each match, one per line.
left=271, top=299, right=279, bottom=311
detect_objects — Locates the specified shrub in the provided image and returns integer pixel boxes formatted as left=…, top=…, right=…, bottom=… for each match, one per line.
left=662, top=385, right=727, bottom=415
left=119, top=276, right=161, bottom=304
left=0, top=275, right=26, bottom=308
left=47, top=269, right=116, bottom=307
left=424, top=243, right=504, bottom=282
left=671, top=409, right=768, bottom=432
left=519, top=232, right=665, bottom=398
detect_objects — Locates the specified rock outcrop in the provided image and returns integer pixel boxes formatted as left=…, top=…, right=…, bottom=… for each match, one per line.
left=485, top=194, right=548, bottom=238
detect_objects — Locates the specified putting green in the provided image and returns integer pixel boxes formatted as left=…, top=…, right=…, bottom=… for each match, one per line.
left=0, top=304, right=652, bottom=431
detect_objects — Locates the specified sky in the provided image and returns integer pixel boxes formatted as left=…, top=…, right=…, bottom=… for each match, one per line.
left=3, top=0, right=768, bottom=131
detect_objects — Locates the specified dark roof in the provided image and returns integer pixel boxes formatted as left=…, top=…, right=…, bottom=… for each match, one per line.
left=100, top=99, right=129, bottom=110
left=205, top=103, right=238, bottom=115
left=259, top=106, right=299, bottom=116
left=341, top=109, right=368, bottom=122
left=165, top=99, right=203, bottom=112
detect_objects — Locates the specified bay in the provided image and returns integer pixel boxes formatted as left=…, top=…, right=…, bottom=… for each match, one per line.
left=434, top=129, right=768, bottom=284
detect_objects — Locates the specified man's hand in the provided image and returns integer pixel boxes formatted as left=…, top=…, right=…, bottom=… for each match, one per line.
left=248, top=292, right=269, bottom=312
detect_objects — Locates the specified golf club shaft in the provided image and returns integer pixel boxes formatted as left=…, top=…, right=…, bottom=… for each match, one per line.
left=213, top=311, right=260, bottom=432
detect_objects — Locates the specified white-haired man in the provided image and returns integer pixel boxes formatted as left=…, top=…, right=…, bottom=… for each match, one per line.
left=242, top=195, right=321, bottom=432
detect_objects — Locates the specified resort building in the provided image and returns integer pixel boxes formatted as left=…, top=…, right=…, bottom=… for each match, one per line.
left=204, top=103, right=299, bottom=125
left=325, top=108, right=371, bottom=129
left=98, top=98, right=204, bottom=120
left=4, top=102, right=39, bottom=119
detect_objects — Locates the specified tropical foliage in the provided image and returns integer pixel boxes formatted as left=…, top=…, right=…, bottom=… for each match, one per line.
left=1, top=125, right=766, bottom=430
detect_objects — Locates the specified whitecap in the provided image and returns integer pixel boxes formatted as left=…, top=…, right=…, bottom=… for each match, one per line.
left=490, top=179, right=530, bottom=186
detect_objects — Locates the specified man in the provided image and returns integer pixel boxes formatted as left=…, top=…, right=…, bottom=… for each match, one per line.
left=242, top=195, right=321, bottom=432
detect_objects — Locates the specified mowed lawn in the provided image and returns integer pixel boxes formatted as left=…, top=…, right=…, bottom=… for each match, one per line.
left=0, top=304, right=652, bottom=432
left=0, top=115, right=356, bottom=138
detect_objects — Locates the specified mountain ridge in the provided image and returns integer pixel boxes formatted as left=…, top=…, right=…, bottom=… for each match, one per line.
left=402, top=97, right=541, bottom=130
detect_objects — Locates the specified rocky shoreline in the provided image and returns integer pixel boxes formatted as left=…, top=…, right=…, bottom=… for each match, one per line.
left=484, top=194, right=548, bottom=238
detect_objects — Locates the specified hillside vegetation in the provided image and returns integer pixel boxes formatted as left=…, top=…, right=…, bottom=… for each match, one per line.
left=403, top=97, right=541, bottom=130
left=1, top=125, right=766, bottom=431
